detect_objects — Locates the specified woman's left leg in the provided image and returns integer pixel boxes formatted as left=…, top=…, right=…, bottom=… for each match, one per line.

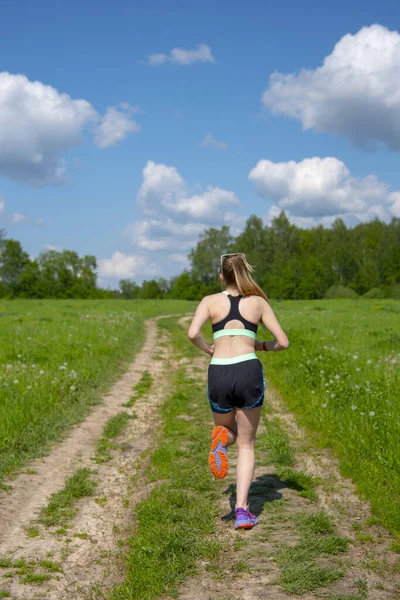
left=235, top=406, right=262, bottom=510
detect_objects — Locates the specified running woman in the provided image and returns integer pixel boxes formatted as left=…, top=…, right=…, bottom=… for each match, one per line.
left=188, top=253, right=289, bottom=529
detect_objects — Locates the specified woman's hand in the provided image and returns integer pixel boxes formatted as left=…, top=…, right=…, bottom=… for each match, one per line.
left=207, top=344, right=215, bottom=357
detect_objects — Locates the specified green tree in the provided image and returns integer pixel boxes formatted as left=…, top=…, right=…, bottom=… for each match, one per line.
left=119, top=279, right=139, bottom=299
left=138, top=279, right=164, bottom=299
left=169, top=271, right=205, bottom=300
left=0, top=239, right=30, bottom=296
left=189, top=225, right=233, bottom=291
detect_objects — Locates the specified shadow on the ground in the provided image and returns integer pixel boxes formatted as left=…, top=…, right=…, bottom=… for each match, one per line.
left=221, top=473, right=291, bottom=521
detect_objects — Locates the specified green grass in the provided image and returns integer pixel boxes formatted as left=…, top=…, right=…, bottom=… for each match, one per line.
left=94, top=412, right=135, bottom=463
left=123, top=370, right=153, bottom=407
left=277, top=467, right=319, bottom=500
left=276, top=512, right=347, bottom=593
left=0, top=555, right=61, bottom=588
left=111, top=317, right=224, bottom=600
left=325, top=596, right=364, bottom=600
left=0, top=299, right=195, bottom=482
left=261, top=298, right=400, bottom=534
left=274, top=507, right=348, bottom=595
left=37, top=467, right=97, bottom=527
left=278, top=564, right=344, bottom=595
left=22, top=573, right=51, bottom=584
left=258, top=412, right=295, bottom=466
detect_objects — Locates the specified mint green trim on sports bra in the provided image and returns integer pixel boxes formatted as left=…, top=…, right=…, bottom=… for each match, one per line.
left=213, top=329, right=257, bottom=341
left=210, top=352, right=257, bottom=365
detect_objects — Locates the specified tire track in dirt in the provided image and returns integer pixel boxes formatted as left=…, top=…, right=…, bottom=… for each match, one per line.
left=0, top=315, right=179, bottom=599
left=176, top=316, right=400, bottom=600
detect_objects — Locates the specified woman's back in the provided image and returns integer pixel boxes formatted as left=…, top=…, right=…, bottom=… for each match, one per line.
left=207, top=292, right=263, bottom=359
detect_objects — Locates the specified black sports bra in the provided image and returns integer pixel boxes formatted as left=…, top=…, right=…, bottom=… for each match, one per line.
left=212, top=292, right=258, bottom=340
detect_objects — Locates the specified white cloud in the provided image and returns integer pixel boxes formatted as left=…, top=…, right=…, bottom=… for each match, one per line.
left=0, top=195, right=5, bottom=215
left=249, top=156, right=400, bottom=225
left=138, top=160, right=239, bottom=223
left=12, top=213, right=29, bottom=223
left=263, top=25, right=400, bottom=150
left=119, top=160, right=244, bottom=279
left=137, top=161, right=186, bottom=215
left=388, top=192, right=400, bottom=217
left=127, top=218, right=206, bottom=252
left=147, top=44, right=215, bottom=66
left=94, top=104, right=141, bottom=148
left=167, top=187, right=239, bottom=220
left=97, top=251, right=161, bottom=279
left=200, top=133, right=228, bottom=150
left=169, top=253, right=190, bottom=266
left=44, top=244, right=62, bottom=251
left=0, top=72, right=141, bottom=185
left=0, top=72, right=96, bottom=185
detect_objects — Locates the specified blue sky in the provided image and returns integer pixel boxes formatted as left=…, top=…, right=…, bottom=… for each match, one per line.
left=1, top=0, right=400, bottom=285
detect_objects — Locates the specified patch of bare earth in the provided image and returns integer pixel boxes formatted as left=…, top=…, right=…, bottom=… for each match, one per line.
left=0, top=317, right=174, bottom=600
left=174, top=327, right=400, bottom=600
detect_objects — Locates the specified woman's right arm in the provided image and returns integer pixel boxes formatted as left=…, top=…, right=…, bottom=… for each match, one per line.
left=187, top=297, right=214, bottom=356
left=259, top=299, right=289, bottom=352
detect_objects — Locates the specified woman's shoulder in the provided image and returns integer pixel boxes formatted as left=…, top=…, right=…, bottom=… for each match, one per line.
left=203, top=292, right=225, bottom=303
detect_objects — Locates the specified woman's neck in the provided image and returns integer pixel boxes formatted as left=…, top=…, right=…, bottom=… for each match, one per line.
left=225, top=285, right=239, bottom=295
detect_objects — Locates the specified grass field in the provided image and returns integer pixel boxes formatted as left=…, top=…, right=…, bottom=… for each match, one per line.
left=0, top=299, right=195, bottom=483
left=260, top=299, right=400, bottom=537
left=1, top=297, right=399, bottom=536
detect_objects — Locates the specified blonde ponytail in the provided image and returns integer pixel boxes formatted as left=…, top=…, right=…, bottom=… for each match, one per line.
left=221, top=254, right=269, bottom=302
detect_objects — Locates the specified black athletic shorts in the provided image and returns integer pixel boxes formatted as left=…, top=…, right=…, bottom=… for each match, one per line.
left=207, top=358, right=266, bottom=414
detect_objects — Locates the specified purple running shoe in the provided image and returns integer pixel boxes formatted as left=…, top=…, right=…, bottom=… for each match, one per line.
left=234, top=508, right=258, bottom=529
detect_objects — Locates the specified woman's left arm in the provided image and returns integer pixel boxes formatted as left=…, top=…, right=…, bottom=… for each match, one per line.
left=188, top=298, right=214, bottom=356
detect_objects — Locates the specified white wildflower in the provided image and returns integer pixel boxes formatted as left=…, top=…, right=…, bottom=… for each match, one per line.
left=13, top=379, right=19, bottom=384
left=70, top=385, right=76, bottom=391
left=367, top=359, right=372, bottom=365
left=335, top=375, right=340, bottom=380
left=59, top=366, right=66, bottom=371
left=329, top=379, right=333, bottom=384
left=322, top=403, right=328, bottom=408
left=353, top=355, right=358, bottom=360
left=369, top=411, right=375, bottom=417
left=354, top=384, right=360, bottom=390
left=311, top=390, right=315, bottom=395
left=351, top=405, right=357, bottom=410
left=356, top=368, right=361, bottom=372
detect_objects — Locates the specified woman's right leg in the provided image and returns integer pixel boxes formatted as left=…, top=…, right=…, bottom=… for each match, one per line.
left=211, top=410, right=237, bottom=446
left=235, top=407, right=262, bottom=510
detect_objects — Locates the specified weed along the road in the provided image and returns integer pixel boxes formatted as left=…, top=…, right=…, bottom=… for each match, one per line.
left=262, top=298, right=400, bottom=536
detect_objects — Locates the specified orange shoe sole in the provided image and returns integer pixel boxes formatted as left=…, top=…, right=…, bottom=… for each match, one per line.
left=208, top=425, right=229, bottom=478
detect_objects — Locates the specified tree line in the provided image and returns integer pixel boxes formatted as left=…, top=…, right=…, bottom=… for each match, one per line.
left=1, top=212, right=400, bottom=300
